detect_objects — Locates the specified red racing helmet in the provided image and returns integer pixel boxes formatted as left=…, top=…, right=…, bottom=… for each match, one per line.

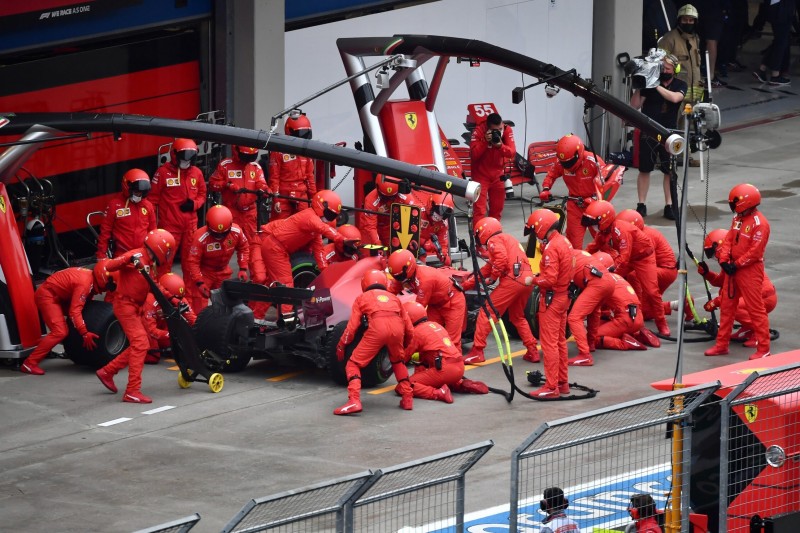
left=284, top=111, right=312, bottom=139
left=474, top=217, right=503, bottom=246
left=403, top=301, right=428, bottom=326
left=592, top=251, right=615, bottom=271
left=92, top=258, right=114, bottom=292
left=387, top=249, right=417, bottom=281
left=728, top=183, right=761, bottom=213
left=526, top=209, right=560, bottom=240
left=616, top=208, right=645, bottom=230
left=206, top=205, right=233, bottom=239
left=703, top=228, right=728, bottom=259
left=171, top=138, right=198, bottom=164
left=159, top=272, right=186, bottom=299
left=122, top=168, right=151, bottom=198
left=429, top=192, right=455, bottom=221
left=311, top=190, right=342, bottom=222
left=581, top=200, right=616, bottom=232
left=234, top=145, right=259, bottom=163
left=376, top=174, right=399, bottom=197
left=336, top=224, right=361, bottom=255
left=144, top=229, right=176, bottom=266
left=361, top=269, right=388, bottom=292
left=556, top=134, right=585, bottom=170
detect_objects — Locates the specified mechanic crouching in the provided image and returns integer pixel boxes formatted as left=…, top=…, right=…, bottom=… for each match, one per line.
left=334, top=270, right=415, bottom=415
left=96, top=229, right=176, bottom=404
left=142, top=273, right=197, bottom=364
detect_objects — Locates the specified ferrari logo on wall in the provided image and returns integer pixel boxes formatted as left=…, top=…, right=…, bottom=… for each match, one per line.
left=0, top=195, right=6, bottom=214
left=405, top=112, right=417, bottom=130
left=744, top=404, right=758, bottom=423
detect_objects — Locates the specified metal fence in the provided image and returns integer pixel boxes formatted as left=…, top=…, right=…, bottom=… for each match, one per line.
left=510, top=382, right=720, bottom=532
left=719, top=362, right=800, bottom=533
left=132, top=513, right=201, bottom=533
left=218, top=440, right=493, bottom=533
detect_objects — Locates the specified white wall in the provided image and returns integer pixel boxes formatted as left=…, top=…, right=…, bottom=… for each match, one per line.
left=283, top=0, right=594, bottom=202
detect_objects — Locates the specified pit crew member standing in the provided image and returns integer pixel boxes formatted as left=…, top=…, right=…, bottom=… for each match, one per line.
left=150, top=139, right=207, bottom=261
left=703, top=184, right=772, bottom=360
left=183, top=205, right=249, bottom=312
left=462, top=217, right=538, bottom=364
left=269, top=112, right=316, bottom=221
left=469, top=113, right=516, bottom=224
left=539, top=134, right=602, bottom=249
left=360, top=174, right=416, bottom=247
left=96, top=229, right=176, bottom=404
left=387, top=249, right=467, bottom=352
left=96, top=169, right=156, bottom=259
left=20, top=261, right=113, bottom=375
left=527, top=210, right=574, bottom=399
left=333, top=270, right=415, bottom=415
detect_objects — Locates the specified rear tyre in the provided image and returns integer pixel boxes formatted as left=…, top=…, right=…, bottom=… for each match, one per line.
left=64, top=300, right=128, bottom=368
left=290, top=252, right=319, bottom=289
left=325, top=321, right=393, bottom=388
left=193, top=306, right=252, bottom=373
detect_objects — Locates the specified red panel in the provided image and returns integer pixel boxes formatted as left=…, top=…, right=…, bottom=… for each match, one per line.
left=52, top=193, right=116, bottom=234
left=378, top=100, right=436, bottom=166
left=0, top=0, right=90, bottom=17
left=0, top=183, right=42, bottom=348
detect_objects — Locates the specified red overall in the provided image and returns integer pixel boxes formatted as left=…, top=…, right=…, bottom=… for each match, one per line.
left=595, top=273, right=646, bottom=350
left=26, top=268, right=95, bottom=367
left=323, top=243, right=359, bottom=264
left=405, top=320, right=465, bottom=401
left=469, top=120, right=516, bottom=223
left=534, top=232, right=574, bottom=390
left=542, top=152, right=601, bottom=249
left=184, top=224, right=249, bottom=312
left=410, top=264, right=467, bottom=351
left=569, top=256, right=615, bottom=356
left=150, top=161, right=206, bottom=261
left=96, top=194, right=156, bottom=259
left=142, top=292, right=197, bottom=362
left=268, top=151, right=316, bottom=220
left=359, top=188, right=416, bottom=247
left=463, top=233, right=537, bottom=354
left=101, top=249, right=157, bottom=396
left=340, top=289, right=414, bottom=407
left=704, top=271, right=777, bottom=335
left=715, top=208, right=771, bottom=353
left=413, top=191, right=451, bottom=265
left=629, top=227, right=677, bottom=319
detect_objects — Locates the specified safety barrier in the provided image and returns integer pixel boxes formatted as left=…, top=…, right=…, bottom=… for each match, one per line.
left=509, top=382, right=720, bottom=532
left=132, top=513, right=201, bottom=533
left=218, top=440, right=493, bottom=533
left=719, top=362, right=800, bottom=533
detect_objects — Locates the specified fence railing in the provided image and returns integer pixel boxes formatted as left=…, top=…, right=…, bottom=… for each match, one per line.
left=132, top=513, right=201, bottom=533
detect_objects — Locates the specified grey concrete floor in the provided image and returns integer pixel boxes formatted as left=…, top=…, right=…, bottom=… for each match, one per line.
left=2, top=35, right=800, bottom=533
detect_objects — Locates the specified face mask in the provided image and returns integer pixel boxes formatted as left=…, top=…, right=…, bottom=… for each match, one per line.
left=131, top=194, right=143, bottom=203
left=679, top=23, right=695, bottom=34
left=178, top=160, right=191, bottom=169
left=660, top=72, right=674, bottom=82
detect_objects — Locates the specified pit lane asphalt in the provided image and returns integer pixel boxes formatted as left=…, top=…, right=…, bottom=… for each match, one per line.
left=3, top=61, right=800, bottom=533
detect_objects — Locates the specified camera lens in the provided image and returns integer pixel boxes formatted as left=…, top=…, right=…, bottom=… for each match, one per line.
left=491, top=129, right=501, bottom=143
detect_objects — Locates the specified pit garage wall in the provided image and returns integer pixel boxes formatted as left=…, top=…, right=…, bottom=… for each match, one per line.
left=283, top=0, right=595, bottom=204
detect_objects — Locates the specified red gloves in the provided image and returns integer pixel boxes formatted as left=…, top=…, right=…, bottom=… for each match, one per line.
left=238, top=270, right=249, bottom=282
left=704, top=299, right=718, bottom=312
left=582, top=197, right=594, bottom=207
left=336, top=343, right=346, bottom=361
left=82, top=331, right=99, bottom=351
left=440, top=254, right=452, bottom=267
left=539, top=189, right=552, bottom=202
left=197, top=282, right=210, bottom=298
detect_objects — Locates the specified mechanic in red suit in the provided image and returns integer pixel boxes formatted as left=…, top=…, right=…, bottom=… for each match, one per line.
left=583, top=200, right=670, bottom=337
left=323, top=224, right=361, bottom=264
left=469, top=113, right=515, bottom=224
left=402, top=301, right=475, bottom=404
left=629, top=494, right=664, bottom=533
left=539, top=134, right=603, bottom=249
left=525, top=210, right=573, bottom=398
left=593, top=272, right=648, bottom=352
left=333, top=270, right=415, bottom=415
left=260, top=190, right=344, bottom=317
left=416, top=191, right=454, bottom=266
left=462, top=217, right=538, bottom=365
left=209, top=145, right=271, bottom=286
left=183, top=205, right=249, bottom=312
left=697, top=229, right=777, bottom=348
left=565, top=250, right=615, bottom=368
left=387, top=249, right=467, bottom=352
left=703, top=185, right=772, bottom=359
left=95, top=229, right=176, bottom=404
left=142, top=273, right=197, bottom=365
left=360, top=174, right=416, bottom=247
left=616, top=209, right=677, bottom=319
left=268, top=112, right=316, bottom=221
left=20, top=260, right=114, bottom=375
left=96, top=169, right=156, bottom=260
left=150, top=139, right=207, bottom=262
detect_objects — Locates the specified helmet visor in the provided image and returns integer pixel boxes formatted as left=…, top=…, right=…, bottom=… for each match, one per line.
left=343, top=240, right=360, bottom=256
left=322, top=206, right=339, bottom=222
left=292, top=128, right=312, bottom=140
left=703, top=244, right=717, bottom=259
left=209, top=228, right=230, bottom=240
left=175, top=149, right=197, bottom=162
left=560, top=153, right=580, bottom=169
left=580, top=213, right=599, bottom=228
left=129, top=180, right=151, bottom=196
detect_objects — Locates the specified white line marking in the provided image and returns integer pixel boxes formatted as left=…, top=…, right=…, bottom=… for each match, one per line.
left=142, top=406, right=176, bottom=415
left=98, top=417, right=132, bottom=427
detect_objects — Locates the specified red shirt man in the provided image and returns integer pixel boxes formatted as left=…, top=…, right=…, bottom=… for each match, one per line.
left=469, top=113, right=516, bottom=224
left=96, top=169, right=156, bottom=259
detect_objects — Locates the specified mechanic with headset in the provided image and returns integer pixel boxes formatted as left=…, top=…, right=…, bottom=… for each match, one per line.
left=539, top=133, right=602, bottom=249
left=150, top=139, right=207, bottom=263
left=96, top=168, right=157, bottom=260
left=268, top=110, right=316, bottom=221
left=539, top=487, right=580, bottom=533
left=95, top=229, right=176, bottom=404
left=359, top=174, right=417, bottom=248
left=628, top=494, right=663, bottom=533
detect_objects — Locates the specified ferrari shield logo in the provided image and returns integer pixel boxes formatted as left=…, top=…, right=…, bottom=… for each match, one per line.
left=445, top=180, right=452, bottom=189
left=191, top=178, right=196, bottom=186
left=0, top=195, right=5, bottom=214
left=141, top=207, right=148, bottom=215
left=405, top=112, right=417, bottom=130
left=744, top=404, right=758, bottom=423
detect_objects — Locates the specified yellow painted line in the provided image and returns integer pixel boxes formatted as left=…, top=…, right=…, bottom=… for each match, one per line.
left=267, top=371, right=307, bottom=382
left=167, top=365, right=180, bottom=371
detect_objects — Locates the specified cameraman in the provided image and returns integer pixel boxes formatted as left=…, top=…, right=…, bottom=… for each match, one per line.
left=469, top=112, right=516, bottom=226
left=630, top=54, right=686, bottom=221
